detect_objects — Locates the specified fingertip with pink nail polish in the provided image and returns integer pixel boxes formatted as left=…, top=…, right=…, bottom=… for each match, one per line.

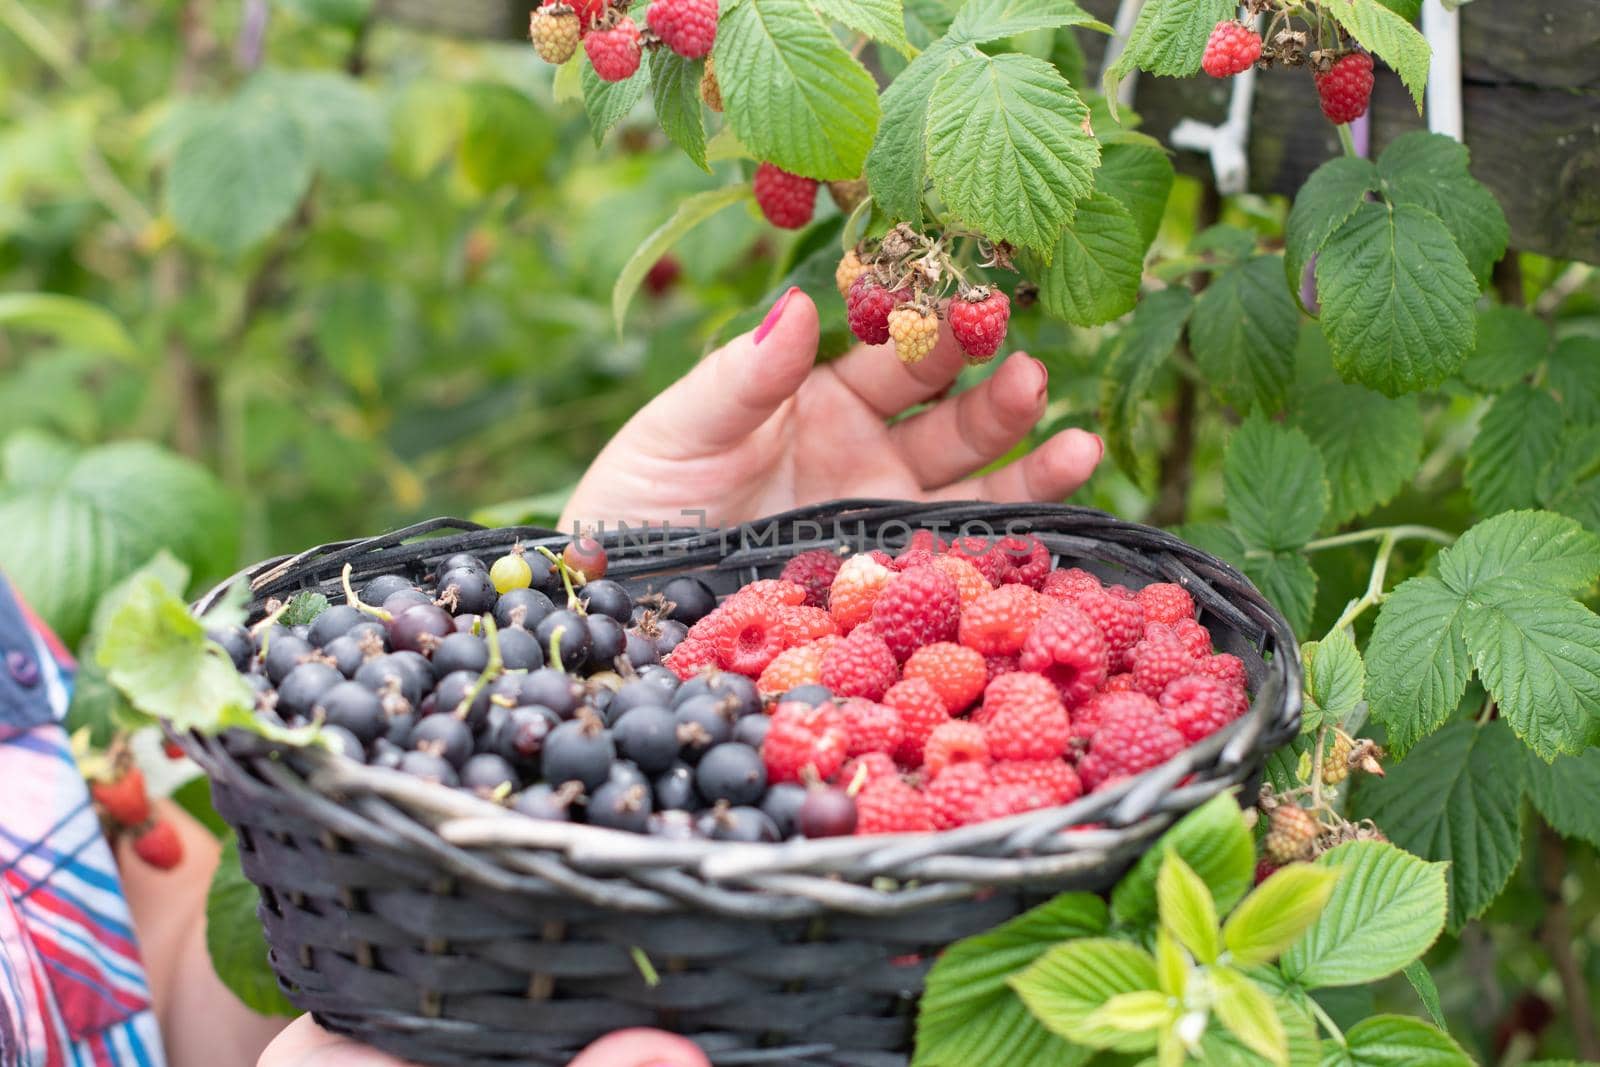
left=754, top=287, right=801, bottom=344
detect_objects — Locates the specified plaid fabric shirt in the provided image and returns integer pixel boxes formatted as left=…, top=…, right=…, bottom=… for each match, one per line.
left=0, top=578, right=165, bottom=1067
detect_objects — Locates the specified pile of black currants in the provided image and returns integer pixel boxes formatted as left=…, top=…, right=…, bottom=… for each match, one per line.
left=211, top=543, right=845, bottom=842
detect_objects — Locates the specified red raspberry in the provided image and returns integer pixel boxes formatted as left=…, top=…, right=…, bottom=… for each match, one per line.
left=757, top=636, right=837, bottom=695
left=1131, top=626, right=1197, bottom=697
left=996, top=535, right=1051, bottom=588
left=732, top=579, right=808, bottom=606
left=982, top=654, right=1020, bottom=687
left=982, top=673, right=1071, bottom=760
left=1201, top=20, right=1262, bottom=78
left=931, top=554, right=992, bottom=607
left=846, top=274, right=911, bottom=346
left=763, top=701, right=849, bottom=783
left=645, top=0, right=716, bottom=58
left=959, top=585, right=1048, bottom=656
left=922, top=721, right=990, bottom=778
left=1073, top=588, right=1145, bottom=672
left=1197, top=652, right=1249, bottom=691
left=780, top=548, right=842, bottom=608
left=892, top=547, right=939, bottom=572
left=753, top=162, right=818, bottom=229
left=133, top=820, right=183, bottom=870
left=1102, top=672, right=1137, bottom=693
left=969, top=782, right=1051, bottom=822
left=819, top=628, right=899, bottom=700
left=829, top=553, right=894, bottom=633
left=1172, top=618, right=1214, bottom=660
left=947, top=286, right=1011, bottom=361
left=992, top=760, right=1082, bottom=805
left=1316, top=52, right=1375, bottom=125
left=1084, top=702, right=1186, bottom=784
left=903, top=641, right=987, bottom=713
left=856, top=775, right=934, bottom=834
left=841, top=697, right=904, bottom=758
left=1137, top=582, right=1196, bottom=625
left=1041, top=567, right=1102, bottom=601
left=927, top=763, right=993, bottom=830
left=583, top=18, right=642, bottom=82
left=872, top=565, right=960, bottom=661
left=528, top=3, right=582, bottom=65
left=1019, top=605, right=1110, bottom=707
left=1161, top=674, right=1248, bottom=742
left=713, top=597, right=789, bottom=675
left=1073, top=690, right=1160, bottom=745
left=885, top=678, right=951, bottom=766
left=779, top=605, right=837, bottom=645
left=91, top=768, right=151, bottom=827
left=946, top=536, right=1010, bottom=585
left=663, top=637, right=719, bottom=679
left=1255, top=858, right=1281, bottom=885
left=841, top=751, right=898, bottom=789
left=560, top=0, right=606, bottom=29
left=865, top=549, right=895, bottom=567
left=906, top=529, right=946, bottom=554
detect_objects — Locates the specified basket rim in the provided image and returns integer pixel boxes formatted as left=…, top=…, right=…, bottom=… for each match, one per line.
left=179, top=499, right=1301, bottom=917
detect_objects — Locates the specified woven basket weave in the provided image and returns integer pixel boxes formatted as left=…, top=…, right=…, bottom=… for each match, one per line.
left=180, top=500, right=1301, bottom=1067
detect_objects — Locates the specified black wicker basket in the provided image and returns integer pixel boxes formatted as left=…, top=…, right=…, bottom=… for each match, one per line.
left=179, top=500, right=1301, bottom=1067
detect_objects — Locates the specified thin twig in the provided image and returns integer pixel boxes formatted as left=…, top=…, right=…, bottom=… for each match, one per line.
left=1537, top=821, right=1600, bottom=1059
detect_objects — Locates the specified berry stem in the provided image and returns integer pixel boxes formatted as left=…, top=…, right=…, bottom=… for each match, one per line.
left=455, top=617, right=505, bottom=719
left=1309, top=725, right=1327, bottom=810
left=840, top=195, right=876, bottom=254
left=1319, top=525, right=1453, bottom=637
left=547, top=624, right=567, bottom=673
left=534, top=544, right=584, bottom=609
left=341, top=562, right=394, bottom=622
left=1336, top=121, right=1358, bottom=158
left=1307, top=995, right=1347, bottom=1046
left=1299, top=524, right=1455, bottom=553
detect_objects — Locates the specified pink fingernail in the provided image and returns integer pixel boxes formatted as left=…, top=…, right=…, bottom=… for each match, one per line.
left=1090, top=432, right=1105, bottom=459
left=1026, top=356, right=1048, bottom=400
left=754, top=287, right=800, bottom=344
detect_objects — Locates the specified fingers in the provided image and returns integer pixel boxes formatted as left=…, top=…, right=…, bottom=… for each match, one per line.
left=568, top=1028, right=712, bottom=1067
left=635, top=287, right=820, bottom=459
left=826, top=321, right=968, bottom=418
left=926, top=427, right=1104, bottom=504
left=888, top=352, right=1049, bottom=489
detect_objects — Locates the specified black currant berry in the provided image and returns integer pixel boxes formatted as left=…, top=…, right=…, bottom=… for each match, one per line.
left=382, top=588, right=433, bottom=615
left=399, top=750, right=459, bottom=786
left=797, top=787, right=858, bottom=838
left=732, top=713, right=771, bottom=749
left=635, top=665, right=681, bottom=694
left=319, top=724, right=367, bottom=762
left=322, top=635, right=367, bottom=678
left=607, top=679, right=672, bottom=723
left=695, top=743, right=767, bottom=806
left=279, top=662, right=344, bottom=720
left=434, top=670, right=493, bottom=729
left=441, top=552, right=487, bottom=574
left=315, top=681, right=385, bottom=743
left=389, top=651, right=434, bottom=696
left=354, top=654, right=424, bottom=707
left=672, top=671, right=759, bottom=718
left=370, top=738, right=405, bottom=770
left=408, top=714, right=474, bottom=769
left=698, top=805, right=780, bottom=843
left=653, top=619, right=688, bottom=656
left=578, top=580, right=633, bottom=622
left=526, top=551, right=560, bottom=598
left=290, top=624, right=312, bottom=640
left=460, top=753, right=519, bottom=795
left=383, top=709, right=417, bottom=746
left=389, top=604, right=453, bottom=654
left=494, top=588, right=556, bottom=631
left=585, top=615, right=626, bottom=665
left=760, top=783, right=808, bottom=838
left=653, top=762, right=699, bottom=811
left=308, top=604, right=365, bottom=647
left=431, top=632, right=490, bottom=680
left=781, top=684, right=834, bottom=707
left=624, top=631, right=660, bottom=668
left=438, top=567, right=498, bottom=616
left=517, top=668, right=584, bottom=718
left=492, top=705, right=561, bottom=767
left=495, top=626, right=544, bottom=671
left=208, top=626, right=253, bottom=671
left=660, top=576, right=716, bottom=623
left=612, top=705, right=679, bottom=774
left=606, top=760, right=651, bottom=793
left=673, top=695, right=734, bottom=761
left=361, top=574, right=415, bottom=606
left=513, top=783, right=574, bottom=821
left=453, top=613, right=481, bottom=634
left=263, top=634, right=313, bottom=685
left=539, top=713, right=615, bottom=791
left=587, top=780, right=651, bottom=832
left=535, top=610, right=592, bottom=671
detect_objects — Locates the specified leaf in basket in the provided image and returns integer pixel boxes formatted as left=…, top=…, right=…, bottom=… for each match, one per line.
left=1111, top=793, right=1255, bottom=929
left=281, top=590, right=330, bottom=626
left=206, top=833, right=297, bottom=1017
left=913, top=892, right=1106, bottom=1067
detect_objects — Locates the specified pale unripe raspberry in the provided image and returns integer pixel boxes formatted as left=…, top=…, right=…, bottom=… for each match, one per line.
left=888, top=305, right=940, bottom=365
left=827, top=177, right=869, bottom=214
left=836, top=249, right=868, bottom=296
left=529, top=3, right=581, bottom=65
left=1264, top=804, right=1319, bottom=863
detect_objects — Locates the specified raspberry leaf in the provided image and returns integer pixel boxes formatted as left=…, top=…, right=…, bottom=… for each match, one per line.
left=1464, top=385, right=1564, bottom=515
left=1111, top=793, right=1255, bottom=927
left=864, top=39, right=967, bottom=225
left=812, top=0, right=914, bottom=58
left=1100, top=287, right=1193, bottom=490
left=1223, top=415, right=1328, bottom=551
left=1545, top=335, right=1600, bottom=424
left=1404, top=961, right=1448, bottom=1031
left=1106, top=0, right=1235, bottom=83
left=1315, top=201, right=1478, bottom=397
left=0, top=293, right=137, bottom=361
left=1461, top=595, right=1600, bottom=760
left=612, top=184, right=754, bottom=331
left=1351, top=721, right=1526, bottom=932
left=914, top=893, right=1106, bottom=1067
left=1320, top=0, right=1432, bottom=111
left=1364, top=576, right=1470, bottom=755
left=1209, top=966, right=1287, bottom=1066
left=1190, top=254, right=1300, bottom=412
left=1435, top=510, right=1600, bottom=600
left=1330, top=1015, right=1475, bottom=1067
left=1536, top=425, right=1600, bottom=535
left=581, top=56, right=649, bottom=147
left=1300, top=628, right=1365, bottom=734
left=648, top=52, right=708, bottom=171
left=1010, top=938, right=1160, bottom=1051
left=947, top=0, right=1108, bottom=43
left=247, top=69, right=389, bottom=184
left=1094, top=141, right=1176, bottom=248
left=924, top=52, right=1100, bottom=259
left=207, top=833, right=298, bottom=1017
left=1525, top=747, right=1600, bottom=847
left=1460, top=305, right=1549, bottom=392
left=461, top=83, right=558, bottom=190
left=1222, top=865, right=1339, bottom=967
left=714, top=0, right=881, bottom=180
left=1156, top=852, right=1219, bottom=964
left=1021, top=192, right=1143, bottom=327
left=1278, top=841, right=1447, bottom=986
left=1377, top=133, right=1508, bottom=282
left=1241, top=552, right=1317, bottom=640
left=1283, top=155, right=1379, bottom=308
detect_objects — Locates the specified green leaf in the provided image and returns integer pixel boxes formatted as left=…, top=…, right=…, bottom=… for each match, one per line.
left=208, top=833, right=297, bottom=1017
left=1537, top=425, right=1600, bottom=535
left=1110, top=0, right=1236, bottom=78
left=1211, top=967, right=1288, bottom=1067
left=277, top=0, right=372, bottom=29
left=281, top=591, right=330, bottom=627
left=581, top=58, right=649, bottom=147
left=1463, top=594, right=1600, bottom=760
left=1095, top=141, right=1176, bottom=248
left=864, top=39, right=966, bottom=225
left=1223, top=865, right=1340, bottom=966
left=1284, top=156, right=1379, bottom=306
left=1224, top=414, right=1328, bottom=551
left=1023, top=192, right=1143, bottom=327
left=0, top=293, right=139, bottom=360
left=1011, top=939, right=1160, bottom=1052
left=460, top=82, right=557, bottom=190
left=612, top=184, right=753, bottom=331
left=1436, top=509, right=1600, bottom=600
left=1525, top=747, right=1600, bottom=847
left=1155, top=927, right=1189, bottom=998
left=649, top=52, right=708, bottom=171
left=1289, top=325, right=1423, bottom=525
left=0, top=437, right=236, bottom=646
left=1300, top=629, right=1364, bottom=733
left=1460, top=305, right=1548, bottom=391
left=1403, top=960, right=1447, bottom=1030
left=1243, top=553, right=1318, bottom=640
left=1315, top=201, right=1478, bottom=397
left=1190, top=255, right=1300, bottom=412
left=1351, top=721, right=1526, bottom=931
left=165, top=88, right=312, bottom=255
left=715, top=0, right=881, bottom=179
left=1101, top=287, right=1193, bottom=490
left=948, top=0, right=1107, bottom=43
left=1084, top=991, right=1176, bottom=1035
left=813, top=0, right=914, bottom=56
left=1319, top=0, right=1432, bottom=110
left=1280, top=840, right=1447, bottom=986
left=1157, top=853, right=1219, bottom=963
left=1377, top=132, right=1507, bottom=281
left=1546, top=336, right=1600, bottom=425
left=1364, top=577, right=1470, bottom=755
left=1320, top=1015, right=1473, bottom=1067
left=914, top=893, right=1105, bottom=1067
left=1112, top=793, right=1255, bottom=927
left=925, top=53, right=1099, bottom=258
left=247, top=69, right=389, bottom=182
left=1464, top=385, right=1565, bottom=514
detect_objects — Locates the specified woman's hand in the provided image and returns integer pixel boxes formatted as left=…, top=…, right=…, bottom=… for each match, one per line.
left=559, top=287, right=1102, bottom=531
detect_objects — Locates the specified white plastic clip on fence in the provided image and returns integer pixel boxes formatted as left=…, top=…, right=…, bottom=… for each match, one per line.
left=1167, top=13, right=1264, bottom=196
left=1098, top=0, right=1146, bottom=110
left=1423, top=0, right=1463, bottom=141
